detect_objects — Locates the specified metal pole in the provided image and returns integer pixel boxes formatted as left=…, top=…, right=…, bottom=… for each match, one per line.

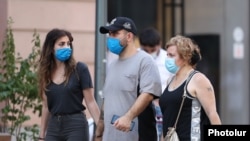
left=162, top=0, right=166, bottom=47
left=94, top=0, right=107, bottom=107
left=181, top=0, right=185, bottom=35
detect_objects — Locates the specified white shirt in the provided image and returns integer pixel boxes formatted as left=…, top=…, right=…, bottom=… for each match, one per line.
left=153, top=48, right=173, bottom=92
left=139, top=48, right=173, bottom=92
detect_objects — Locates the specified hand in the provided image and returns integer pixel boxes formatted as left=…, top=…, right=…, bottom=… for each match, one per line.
left=94, top=119, right=104, bottom=140
left=37, top=137, right=45, bottom=140
left=113, top=115, right=132, bottom=132
left=94, top=136, right=102, bottom=141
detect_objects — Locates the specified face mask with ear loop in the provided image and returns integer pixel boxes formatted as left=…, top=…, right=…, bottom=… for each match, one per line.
left=165, top=57, right=180, bottom=74
left=55, top=46, right=72, bottom=62
left=106, top=37, right=124, bottom=55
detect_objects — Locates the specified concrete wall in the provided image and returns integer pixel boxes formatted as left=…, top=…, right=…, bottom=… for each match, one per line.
left=185, top=0, right=249, bottom=124
left=9, top=0, right=96, bottom=72
left=185, top=0, right=224, bottom=34
left=221, top=0, right=249, bottom=124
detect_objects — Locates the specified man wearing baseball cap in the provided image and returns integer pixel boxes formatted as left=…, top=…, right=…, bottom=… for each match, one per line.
left=95, top=16, right=162, bottom=141
left=100, top=17, right=137, bottom=35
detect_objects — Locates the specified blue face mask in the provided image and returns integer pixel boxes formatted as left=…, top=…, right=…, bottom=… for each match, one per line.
left=165, top=57, right=179, bottom=74
left=55, top=47, right=72, bottom=62
left=106, top=37, right=124, bottom=55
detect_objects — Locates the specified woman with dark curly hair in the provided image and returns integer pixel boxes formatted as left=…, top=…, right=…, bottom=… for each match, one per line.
left=37, top=28, right=100, bottom=141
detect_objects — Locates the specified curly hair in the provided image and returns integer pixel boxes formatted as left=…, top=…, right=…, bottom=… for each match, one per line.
left=37, top=28, right=76, bottom=98
left=165, top=35, right=202, bottom=67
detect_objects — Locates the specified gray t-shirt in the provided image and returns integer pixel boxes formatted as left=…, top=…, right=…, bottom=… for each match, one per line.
left=103, top=50, right=162, bottom=141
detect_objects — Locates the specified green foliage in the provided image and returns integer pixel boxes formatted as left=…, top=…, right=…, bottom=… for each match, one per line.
left=0, top=18, right=42, bottom=141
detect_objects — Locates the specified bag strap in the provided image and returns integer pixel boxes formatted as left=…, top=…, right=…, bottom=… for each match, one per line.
left=173, top=70, right=198, bottom=128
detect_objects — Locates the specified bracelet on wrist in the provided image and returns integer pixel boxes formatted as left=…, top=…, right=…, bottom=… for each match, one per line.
left=95, top=135, right=102, bottom=138
left=38, top=137, right=45, bottom=140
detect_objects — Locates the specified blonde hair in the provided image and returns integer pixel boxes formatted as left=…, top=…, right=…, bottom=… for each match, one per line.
left=165, top=35, right=202, bottom=67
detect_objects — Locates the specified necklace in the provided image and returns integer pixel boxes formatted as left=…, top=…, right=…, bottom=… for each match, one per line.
left=52, top=69, right=66, bottom=84
left=171, top=69, right=194, bottom=89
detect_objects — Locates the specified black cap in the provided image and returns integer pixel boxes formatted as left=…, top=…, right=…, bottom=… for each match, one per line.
left=99, top=17, right=137, bottom=35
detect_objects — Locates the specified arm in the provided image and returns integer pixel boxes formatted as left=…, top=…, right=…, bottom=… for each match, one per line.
left=39, top=93, right=50, bottom=140
left=152, top=98, right=160, bottom=107
left=192, top=73, right=221, bottom=124
left=152, top=99, right=163, bottom=122
left=113, top=93, right=154, bottom=132
left=161, top=134, right=165, bottom=141
left=83, top=88, right=100, bottom=125
left=94, top=99, right=104, bottom=141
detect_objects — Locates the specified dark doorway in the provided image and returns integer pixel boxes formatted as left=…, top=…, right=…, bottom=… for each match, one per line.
left=187, top=34, right=220, bottom=113
left=108, top=0, right=157, bottom=34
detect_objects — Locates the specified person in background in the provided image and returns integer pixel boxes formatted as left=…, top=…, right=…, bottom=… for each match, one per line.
left=159, top=35, right=221, bottom=141
left=95, top=16, right=162, bottom=141
left=37, top=28, right=100, bottom=141
left=138, top=27, right=173, bottom=141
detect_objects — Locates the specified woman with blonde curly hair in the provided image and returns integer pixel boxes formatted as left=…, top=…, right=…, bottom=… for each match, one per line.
left=159, top=35, right=221, bottom=141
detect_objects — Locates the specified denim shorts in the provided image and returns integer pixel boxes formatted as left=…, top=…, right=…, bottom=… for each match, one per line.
left=45, top=112, right=89, bottom=141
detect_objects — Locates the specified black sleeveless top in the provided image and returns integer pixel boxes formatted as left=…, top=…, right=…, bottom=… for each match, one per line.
left=159, top=71, right=210, bottom=141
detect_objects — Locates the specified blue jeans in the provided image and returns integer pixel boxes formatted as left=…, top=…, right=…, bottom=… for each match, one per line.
left=154, top=106, right=163, bottom=141
left=46, top=112, right=89, bottom=141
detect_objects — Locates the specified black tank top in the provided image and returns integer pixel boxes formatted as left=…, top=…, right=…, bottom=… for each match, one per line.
left=159, top=70, right=210, bottom=141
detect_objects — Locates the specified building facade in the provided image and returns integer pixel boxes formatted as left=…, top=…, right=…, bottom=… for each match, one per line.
left=0, top=0, right=249, bottom=131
